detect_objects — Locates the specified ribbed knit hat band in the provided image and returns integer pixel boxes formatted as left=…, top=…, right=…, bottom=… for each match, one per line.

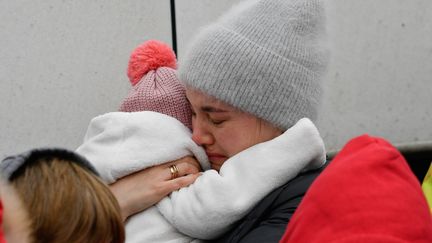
left=179, top=0, right=328, bottom=130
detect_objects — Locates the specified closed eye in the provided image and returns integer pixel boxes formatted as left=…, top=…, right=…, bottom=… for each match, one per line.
left=209, top=118, right=225, bottom=125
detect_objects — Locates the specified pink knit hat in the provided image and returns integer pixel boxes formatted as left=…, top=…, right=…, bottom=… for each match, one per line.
left=119, top=40, right=192, bottom=129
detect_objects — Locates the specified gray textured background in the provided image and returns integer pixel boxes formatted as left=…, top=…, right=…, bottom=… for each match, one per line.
left=1, top=0, right=431, bottom=157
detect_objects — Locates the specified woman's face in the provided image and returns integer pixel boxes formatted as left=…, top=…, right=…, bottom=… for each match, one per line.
left=186, top=88, right=282, bottom=171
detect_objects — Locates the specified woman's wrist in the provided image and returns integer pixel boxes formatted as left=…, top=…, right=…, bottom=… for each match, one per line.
left=110, top=181, right=132, bottom=221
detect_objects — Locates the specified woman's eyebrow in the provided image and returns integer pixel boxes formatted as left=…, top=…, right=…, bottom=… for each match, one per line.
left=185, top=96, right=227, bottom=112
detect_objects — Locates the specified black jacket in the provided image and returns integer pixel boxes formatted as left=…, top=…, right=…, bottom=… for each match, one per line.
left=210, top=167, right=323, bottom=243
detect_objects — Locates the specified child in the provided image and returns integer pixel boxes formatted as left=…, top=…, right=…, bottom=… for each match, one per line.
left=76, top=40, right=326, bottom=242
left=0, top=148, right=125, bottom=243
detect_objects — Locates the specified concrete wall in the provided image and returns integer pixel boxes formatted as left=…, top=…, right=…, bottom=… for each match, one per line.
left=1, top=0, right=431, bottom=157
left=321, top=0, right=432, bottom=152
left=0, top=0, right=172, bottom=157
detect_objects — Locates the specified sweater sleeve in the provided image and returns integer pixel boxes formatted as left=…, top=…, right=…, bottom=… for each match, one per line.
left=156, top=118, right=326, bottom=239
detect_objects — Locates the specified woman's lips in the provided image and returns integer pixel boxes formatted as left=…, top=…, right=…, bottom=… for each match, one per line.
left=206, top=152, right=227, bottom=165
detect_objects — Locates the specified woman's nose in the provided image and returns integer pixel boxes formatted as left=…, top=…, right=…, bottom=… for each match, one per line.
left=191, top=123, right=213, bottom=146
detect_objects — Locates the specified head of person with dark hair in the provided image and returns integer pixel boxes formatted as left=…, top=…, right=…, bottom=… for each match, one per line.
left=0, top=148, right=125, bottom=243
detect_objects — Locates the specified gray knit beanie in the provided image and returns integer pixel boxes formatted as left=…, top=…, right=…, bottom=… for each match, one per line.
left=179, top=0, right=329, bottom=130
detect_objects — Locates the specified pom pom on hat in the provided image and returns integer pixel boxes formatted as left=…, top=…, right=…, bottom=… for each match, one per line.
left=127, top=40, right=177, bottom=86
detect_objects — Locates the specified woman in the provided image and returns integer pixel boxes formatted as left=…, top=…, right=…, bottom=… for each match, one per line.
left=77, top=40, right=327, bottom=243
left=111, top=0, right=329, bottom=242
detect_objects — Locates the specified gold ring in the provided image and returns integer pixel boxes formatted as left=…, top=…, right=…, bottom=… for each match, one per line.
left=169, top=164, right=179, bottom=180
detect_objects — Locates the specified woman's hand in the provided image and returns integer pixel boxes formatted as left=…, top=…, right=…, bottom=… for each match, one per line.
left=109, top=156, right=201, bottom=221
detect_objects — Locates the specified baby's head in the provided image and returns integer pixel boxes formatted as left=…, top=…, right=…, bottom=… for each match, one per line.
left=0, top=149, right=125, bottom=243
left=120, top=40, right=192, bottom=129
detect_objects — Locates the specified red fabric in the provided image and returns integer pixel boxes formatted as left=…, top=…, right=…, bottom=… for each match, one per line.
left=280, top=134, right=432, bottom=243
left=0, top=201, right=5, bottom=243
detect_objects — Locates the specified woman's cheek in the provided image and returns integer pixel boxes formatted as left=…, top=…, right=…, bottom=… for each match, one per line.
left=221, top=133, right=247, bottom=157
